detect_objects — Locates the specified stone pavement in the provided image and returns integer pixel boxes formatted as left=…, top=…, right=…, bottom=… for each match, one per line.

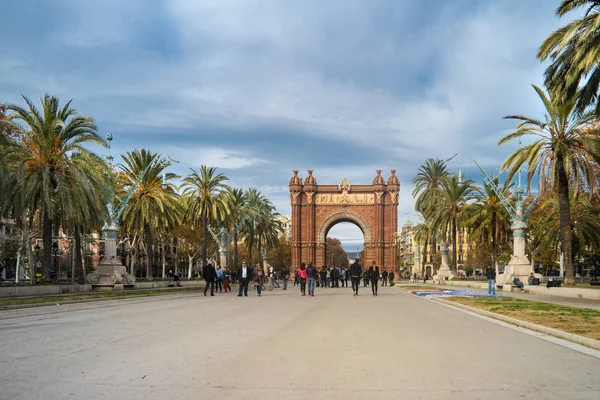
left=430, top=283, right=600, bottom=310
left=1, top=286, right=599, bottom=400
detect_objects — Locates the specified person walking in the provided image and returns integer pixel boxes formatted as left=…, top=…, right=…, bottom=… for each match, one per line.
left=350, top=258, right=362, bottom=296
left=319, top=267, right=327, bottom=288
left=267, top=264, right=274, bottom=291
left=381, top=269, right=388, bottom=287
left=255, top=265, right=264, bottom=297
left=297, top=263, right=308, bottom=296
left=237, top=261, right=253, bottom=297
left=293, top=268, right=299, bottom=287
left=306, top=262, right=317, bottom=296
left=486, top=264, right=496, bottom=296
left=281, top=266, right=289, bottom=290
left=223, top=266, right=231, bottom=292
left=203, top=263, right=217, bottom=296
left=215, top=266, right=224, bottom=292
left=388, top=270, right=395, bottom=287
left=363, top=269, right=369, bottom=287
left=369, top=261, right=379, bottom=296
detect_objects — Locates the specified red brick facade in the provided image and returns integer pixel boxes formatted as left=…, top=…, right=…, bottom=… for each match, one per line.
left=289, top=170, right=400, bottom=269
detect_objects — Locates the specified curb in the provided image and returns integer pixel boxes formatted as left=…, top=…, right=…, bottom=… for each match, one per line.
left=0, top=289, right=205, bottom=311
left=432, top=297, right=600, bottom=351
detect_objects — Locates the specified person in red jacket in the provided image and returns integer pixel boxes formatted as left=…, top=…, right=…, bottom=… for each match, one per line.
left=297, top=263, right=308, bottom=296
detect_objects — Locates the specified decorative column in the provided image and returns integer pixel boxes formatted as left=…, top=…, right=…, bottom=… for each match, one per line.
left=433, top=241, right=454, bottom=283
left=289, top=170, right=303, bottom=269
left=372, top=170, right=386, bottom=267
left=501, top=188, right=534, bottom=289
left=303, top=170, right=317, bottom=266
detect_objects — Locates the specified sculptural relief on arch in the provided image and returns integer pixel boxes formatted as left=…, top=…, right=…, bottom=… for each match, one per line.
left=289, top=169, right=400, bottom=269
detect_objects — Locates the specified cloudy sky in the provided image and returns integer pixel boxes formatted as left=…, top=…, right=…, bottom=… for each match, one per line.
left=0, top=0, right=567, bottom=248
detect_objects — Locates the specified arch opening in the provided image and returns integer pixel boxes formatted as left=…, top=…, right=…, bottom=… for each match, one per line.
left=325, top=221, right=365, bottom=268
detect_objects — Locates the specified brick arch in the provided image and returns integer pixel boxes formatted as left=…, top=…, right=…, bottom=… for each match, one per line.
left=289, top=170, right=400, bottom=269
left=316, top=210, right=373, bottom=244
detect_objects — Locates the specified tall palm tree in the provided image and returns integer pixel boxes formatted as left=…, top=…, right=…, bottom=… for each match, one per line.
left=412, top=218, right=433, bottom=277
left=181, top=166, right=229, bottom=269
left=538, top=0, right=600, bottom=115
left=224, top=187, right=248, bottom=270
left=499, top=84, right=600, bottom=284
left=62, top=152, right=113, bottom=283
left=412, top=158, right=450, bottom=213
left=3, top=95, right=106, bottom=281
left=464, top=177, right=512, bottom=268
left=430, top=174, right=478, bottom=272
left=119, top=149, right=180, bottom=280
left=240, top=187, right=264, bottom=265
left=530, top=189, right=600, bottom=262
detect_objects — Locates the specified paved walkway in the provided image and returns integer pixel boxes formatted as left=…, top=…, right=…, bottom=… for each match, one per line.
left=425, top=283, right=600, bottom=310
left=1, top=286, right=599, bottom=400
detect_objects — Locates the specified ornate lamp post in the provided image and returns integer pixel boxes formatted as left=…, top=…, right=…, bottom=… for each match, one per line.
left=447, top=152, right=539, bottom=289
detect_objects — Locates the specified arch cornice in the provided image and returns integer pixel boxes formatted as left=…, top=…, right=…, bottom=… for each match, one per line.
left=316, top=209, right=373, bottom=244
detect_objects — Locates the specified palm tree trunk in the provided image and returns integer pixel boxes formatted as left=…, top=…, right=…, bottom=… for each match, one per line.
left=42, top=208, right=52, bottom=282
left=161, top=237, right=166, bottom=278
left=491, top=209, right=497, bottom=268
left=75, top=225, right=85, bottom=284
left=421, top=237, right=428, bottom=278
left=556, top=158, right=574, bottom=285
left=202, top=215, right=208, bottom=267
left=234, top=231, right=239, bottom=270
left=144, top=222, right=154, bottom=280
left=452, top=220, right=458, bottom=273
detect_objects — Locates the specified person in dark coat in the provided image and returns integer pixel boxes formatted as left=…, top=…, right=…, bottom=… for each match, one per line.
left=363, top=269, right=369, bottom=287
left=203, top=263, right=217, bottom=296
left=349, top=258, right=363, bottom=296
left=381, top=269, right=388, bottom=286
left=388, top=270, right=395, bottom=286
left=237, top=261, right=254, bottom=297
left=369, top=261, right=380, bottom=296
left=486, top=264, right=496, bottom=296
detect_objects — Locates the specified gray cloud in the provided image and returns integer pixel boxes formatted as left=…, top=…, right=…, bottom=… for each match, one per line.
left=0, top=0, right=562, bottom=242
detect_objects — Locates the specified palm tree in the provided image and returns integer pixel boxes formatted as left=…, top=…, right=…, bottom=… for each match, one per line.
left=530, top=190, right=600, bottom=263
left=499, top=84, right=600, bottom=284
left=63, top=152, right=113, bottom=283
left=538, top=0, right=600, bottom=115
left=3, top=95, right=106, bottom=281
left=240, top=187, right=264, bottom=265
left=412, top=158, right=450, bottom=213
left=181, top=166, right=229, bottom=269
left=119, top=149, right=180, bottom=280
left=430, top=174, right=478, bottom=272
left=464, top=177, right=512, bottom=268
left=224, top=187, right=248, bottom=270
left=412, top=218, right=433, bottom=277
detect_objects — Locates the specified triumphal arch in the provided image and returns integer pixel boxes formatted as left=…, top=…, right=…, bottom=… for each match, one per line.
left=289, top=169, right=400, bottom=269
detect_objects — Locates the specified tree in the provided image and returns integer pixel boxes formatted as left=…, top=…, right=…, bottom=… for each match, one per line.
left=412, top=158, right=450, bottom=213
left=412, top=218, right=433, bottom=277
left=529, top=189, right=600, bottom=261
left=269, top=236, right=291, bottom=270
left=3, top=95, right=107, bottom=281
left=464, top=177, right=512, bottom=269
left=499, top=84, right=600, bottom=284
left=223, top=187, right=248, bottom=271
left=539, top=0, right=600, bottom=115
left=119, top=149, right=180, bottom=280
left=430, top=174, right=478, bottom=273
left=326, top=237, right=349, bottom=268
left=181, top=166, right=229, bottom=269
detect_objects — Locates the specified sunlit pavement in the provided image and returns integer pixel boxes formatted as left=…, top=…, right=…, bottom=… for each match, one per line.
left=1, top=285, right=599, bottom=400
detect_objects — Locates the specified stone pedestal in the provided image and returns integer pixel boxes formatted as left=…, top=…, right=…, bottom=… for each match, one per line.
left=498, top=220, right=533, bottom=289
left=433, top=243, right=454, bottom=283
left=219, top=249, right=227, bottom=269
left=85, top=225, right=135, bottom=291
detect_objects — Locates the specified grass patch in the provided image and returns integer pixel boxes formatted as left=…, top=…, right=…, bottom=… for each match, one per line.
left=446, top=297, right=600, bottom=341
left=0, top=287, right=203, bottom=308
